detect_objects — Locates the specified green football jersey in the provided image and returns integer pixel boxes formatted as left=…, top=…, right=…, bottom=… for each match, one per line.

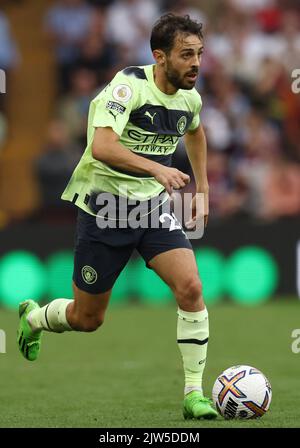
left=61, top=64, right=202, bottom=215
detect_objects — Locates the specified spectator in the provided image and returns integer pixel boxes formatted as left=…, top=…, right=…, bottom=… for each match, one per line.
left=0, top=11, right=19, bottom=71
left=45, top=0, right=93, bottom=90
left=73, top=32, right=117, bottom=86
left=227, top=0, right=276, bottom=14
left=57, top=68, right=99, bottom=146
left=277, top=9, right=300, bottom=74
left=105, top=0, right=161, bottom=64
left=205, top=150, right=248, bottom=219
left=206, top=12, right=280, bottom=83
left=0, top=11, right=19, bottom=112
left=254, top=57, right=300, bottom=160
left=262, top=157, right=300, bottom=219
left=0, top=112, right=7, bottom=149
left=164, top=0, right=207, bottom=25
left=232, top=109, right=281, bottom=217
left=34, top=120, right=81, bottom=218
left=207, top=151, right=232, bottom=217
left=88, top=5, right=108, bottom=39
left=87, top=0, right=113, bottom=6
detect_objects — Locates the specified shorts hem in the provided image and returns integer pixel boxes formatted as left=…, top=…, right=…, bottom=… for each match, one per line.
left=143, top=245, right=193, bottom=269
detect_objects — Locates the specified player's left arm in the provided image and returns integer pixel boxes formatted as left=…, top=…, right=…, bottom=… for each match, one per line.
left=184, top=123, right=209, bottom=227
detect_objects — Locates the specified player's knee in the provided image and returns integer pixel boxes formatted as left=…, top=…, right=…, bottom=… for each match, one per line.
left=72, top=314, right=104, bottom=332
left=175, top=276, right=202, bottom=307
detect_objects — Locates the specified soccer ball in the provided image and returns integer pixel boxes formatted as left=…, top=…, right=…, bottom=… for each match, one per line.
left=212, top=365, right=272, bottom=419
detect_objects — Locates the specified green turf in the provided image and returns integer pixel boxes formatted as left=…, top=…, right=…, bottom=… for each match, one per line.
left=0, top=299, right=300, bottom=428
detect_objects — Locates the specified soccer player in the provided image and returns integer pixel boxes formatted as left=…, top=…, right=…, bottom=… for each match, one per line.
left=17, top=14, right=217, bottom=420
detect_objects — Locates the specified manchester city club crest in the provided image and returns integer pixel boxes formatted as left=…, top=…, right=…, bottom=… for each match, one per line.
left=81, top=265, right=98, bottom=284
left=177, top=116, right=187, bottom=135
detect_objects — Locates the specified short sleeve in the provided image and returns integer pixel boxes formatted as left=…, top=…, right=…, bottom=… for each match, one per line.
left=92, top=72, right=137, bottom=137
left=188, top=91, right=202, bottom=132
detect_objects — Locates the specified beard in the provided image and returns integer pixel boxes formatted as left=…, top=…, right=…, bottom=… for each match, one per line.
left=165, top=60, right=197, bottom=90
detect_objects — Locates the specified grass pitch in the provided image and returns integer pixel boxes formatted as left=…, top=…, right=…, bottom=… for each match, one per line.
left=1, top=299, right=300, bottom=428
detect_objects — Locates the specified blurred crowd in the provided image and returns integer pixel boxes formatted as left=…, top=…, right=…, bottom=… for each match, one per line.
left=2, top=0, right=300, bottom=221
left=0, top=5, right=19, bottom=149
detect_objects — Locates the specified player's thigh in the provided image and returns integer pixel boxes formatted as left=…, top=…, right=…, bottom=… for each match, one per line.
left=148, top=248, right=204, bottom=311
left=148, top=247, right=199, bottom=291
left=137, top=218, right=198, bottom=293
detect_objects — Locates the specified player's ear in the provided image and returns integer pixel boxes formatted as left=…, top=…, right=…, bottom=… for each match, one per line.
left=153, top=49, right=166, bottom=66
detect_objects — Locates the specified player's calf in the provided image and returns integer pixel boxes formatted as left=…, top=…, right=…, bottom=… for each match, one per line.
left=68, top=313, right=104, bottom=332
left=28, top=299, right=104, bottom=333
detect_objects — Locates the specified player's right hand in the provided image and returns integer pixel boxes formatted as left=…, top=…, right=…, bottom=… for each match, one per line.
left=152, top=166, right=190, bottom=195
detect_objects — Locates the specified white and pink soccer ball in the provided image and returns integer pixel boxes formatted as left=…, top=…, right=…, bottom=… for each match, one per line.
left=212, top=365, right=272, bottom=419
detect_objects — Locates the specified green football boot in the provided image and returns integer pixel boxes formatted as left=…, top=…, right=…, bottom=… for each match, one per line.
left=17, top=300, right=42, bottom=361
left=183, top=391, right=218, bottom=420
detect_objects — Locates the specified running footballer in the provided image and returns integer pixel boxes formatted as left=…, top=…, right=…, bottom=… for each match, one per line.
left=17, top=14, right=217, bottom=420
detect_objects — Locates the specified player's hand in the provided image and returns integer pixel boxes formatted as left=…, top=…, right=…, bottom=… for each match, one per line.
left=152, top=166, right=190, bottom=195
left=185, top=191, right=209, bottom=229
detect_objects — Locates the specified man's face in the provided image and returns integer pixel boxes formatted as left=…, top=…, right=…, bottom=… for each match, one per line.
left=164, top=33, right=203, bottom=90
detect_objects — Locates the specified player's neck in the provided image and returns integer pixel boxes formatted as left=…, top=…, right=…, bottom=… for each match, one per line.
left=153, top=65, right=178, bottom=96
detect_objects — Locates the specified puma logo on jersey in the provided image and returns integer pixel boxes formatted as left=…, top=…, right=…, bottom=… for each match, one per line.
left=109, top=110, right=117, bottom=121
left=144, top=111, right=157, bottom=125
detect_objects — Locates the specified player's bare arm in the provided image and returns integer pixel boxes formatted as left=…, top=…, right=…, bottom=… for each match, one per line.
left=184, top=123, right=209, bottom=227
left=92, top=126, right=190, bottom=195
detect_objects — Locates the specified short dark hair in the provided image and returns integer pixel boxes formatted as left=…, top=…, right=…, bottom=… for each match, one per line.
left=150, top=13, right=203, bottom=54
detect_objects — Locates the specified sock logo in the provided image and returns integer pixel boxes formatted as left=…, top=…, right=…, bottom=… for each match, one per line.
left=81, top=266, right=98, bottom=284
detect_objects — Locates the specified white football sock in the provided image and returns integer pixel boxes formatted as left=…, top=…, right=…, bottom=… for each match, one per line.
left=27, top=299, right=73, bottom=333
left=177, top=307, right=209, bottom=396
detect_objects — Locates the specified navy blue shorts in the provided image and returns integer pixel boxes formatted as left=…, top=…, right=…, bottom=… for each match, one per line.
left=73, top=198, right=192, bottom=294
